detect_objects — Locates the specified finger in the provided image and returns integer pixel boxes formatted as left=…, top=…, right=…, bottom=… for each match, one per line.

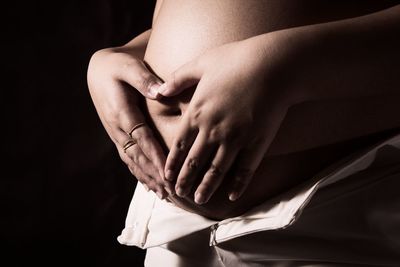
left=128, top=165, right=168, bottom=200
left=118, top=146, right=168, bottom=199
left=125, top=140, right=161, bottom=183
left=164, top=118, right=197, bottom=182
left=194, top=145, right=239, bottom=205
left=228, top=141, right=268, bottom=201
left=128, top=123, right=167, bottom=179
left=113, top=104, right=167, bottom=179
left=101, top=95, right=168, bottom=187
left=112, top=122, right=166, bottom=186
left=116, top=56, right=164, bottom=99
left=175, top=132, right=216, bottom=197
left=124, top=134, right=175, bottom=196
left=118, top=141, right=166, bottom=198
left=157, top=59, right=203, bottom=97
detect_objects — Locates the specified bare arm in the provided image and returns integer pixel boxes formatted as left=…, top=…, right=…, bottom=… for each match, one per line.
left=277, top=5, right=400, bottom=103
left=161, top=4, right=400, bottom=154
left=87, top=0, right=173, bottom=198
left=259, top=4, right=400, bottom=154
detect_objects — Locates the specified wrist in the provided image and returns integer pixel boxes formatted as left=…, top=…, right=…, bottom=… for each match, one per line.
left=252, top=29, right=314, bottom=109
left=259, top=24, right=330, bottom=107
left=261, top=6, right=400, bottom=105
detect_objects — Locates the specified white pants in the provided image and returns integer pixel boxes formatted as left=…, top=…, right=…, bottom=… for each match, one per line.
left=119, top=134, right=400, bottom=267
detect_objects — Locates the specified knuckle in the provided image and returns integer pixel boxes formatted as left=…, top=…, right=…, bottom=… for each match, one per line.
left=131, top=153, right=140, bottom=164
left=176, top=140, right=186, bottom=151
left=135, top=129, right=153, bottom=142
left=208, top=126, right=221, bottom=142
left=208, top=164, right=223, bottom=178
left=188, top=107, right=202, bottom=122
left=207, top=121, right=246, bottom=144
left=187, top=101, right=207, bottom=123
left=187, top=158, right=199, bottom=170
left=137, top=71, right=154, bottom=91
left=207, top=123, right=228, bottom=143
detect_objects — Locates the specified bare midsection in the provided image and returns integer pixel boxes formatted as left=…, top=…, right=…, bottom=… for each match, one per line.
left=144, top=0, right=397, bottom=123
left=142, top=0, right=399, bottom=219
left=145, top=0, right=397, bottom=80
left=144, top=102, right=398, bottom=219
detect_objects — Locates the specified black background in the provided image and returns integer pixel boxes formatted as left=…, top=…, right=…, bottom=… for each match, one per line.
left=5, top=1, right=156, bottom=266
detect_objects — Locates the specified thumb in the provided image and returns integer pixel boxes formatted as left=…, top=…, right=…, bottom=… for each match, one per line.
left=158, top=59, right=203, bottom=97
left=118, top=59, right=164, bottom=100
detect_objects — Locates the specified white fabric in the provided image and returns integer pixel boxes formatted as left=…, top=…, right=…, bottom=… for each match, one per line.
left=118, top=133, right=400, bottom=266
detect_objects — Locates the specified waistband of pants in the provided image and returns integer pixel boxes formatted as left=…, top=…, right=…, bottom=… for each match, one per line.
left=117, top=133, right=400, bottom=249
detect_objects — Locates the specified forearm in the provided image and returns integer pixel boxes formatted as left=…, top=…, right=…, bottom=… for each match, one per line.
left=255, top=5, right=400, bottom=153
left=275, top=4, right=400, bottom=104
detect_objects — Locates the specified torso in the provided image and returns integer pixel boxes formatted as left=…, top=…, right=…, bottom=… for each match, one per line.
left=143, top=0, right=400, bottom=219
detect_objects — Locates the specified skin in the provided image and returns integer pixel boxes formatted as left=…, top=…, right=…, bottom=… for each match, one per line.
left=87, top=29, right=171, bottom=198
left=88, top=1, right=400, bottom=219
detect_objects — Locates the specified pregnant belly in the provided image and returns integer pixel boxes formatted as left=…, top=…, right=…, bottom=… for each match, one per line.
left=142, top=0, right=399, bottom=219
left=144, top=102, right=398, bottom=219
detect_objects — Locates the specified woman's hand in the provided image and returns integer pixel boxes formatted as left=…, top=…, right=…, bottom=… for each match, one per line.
left=159, top=34, right=294, bottom=204
left=87, top=45, right=171, bottom=199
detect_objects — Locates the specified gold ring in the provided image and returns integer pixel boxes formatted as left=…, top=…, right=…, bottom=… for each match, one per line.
left=128, top=122, right=146, bottom=138
left=123, top=138, right=137, bottom=153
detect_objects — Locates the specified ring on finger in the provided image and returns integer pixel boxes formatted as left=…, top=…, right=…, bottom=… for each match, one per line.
left=123, top=138, right=137, bottom=153
left=128, top=122, right=146, bottom=138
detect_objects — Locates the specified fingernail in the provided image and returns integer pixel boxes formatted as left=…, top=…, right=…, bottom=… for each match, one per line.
left=156, top=191, right=164, bottom=200
left=195, top=192, right=206, bottom=205
left=159, top=169, right=165, bottom=180
left=149, top=83, right=161, bottom=98
left=143, top=184, right=150, bottom=192
left=165, top=170, right=175, bottom=181
left=164, top=186, right=174, bottom=196
left=176, top=187, right=187, bottom=197
left=229, top=192, right=239, bottom=202
left=157, top=83, right=168, bottom=95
